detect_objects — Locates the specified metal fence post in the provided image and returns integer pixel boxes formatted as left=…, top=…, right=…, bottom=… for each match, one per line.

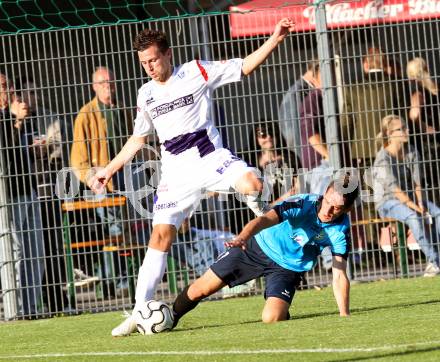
left=314, top=0, right=341, bottom=171
left=396, top=222, right=409, bottom=277
left=315, top=1, right=354, bottom=279
left=0, top=151, right=17, bottom=320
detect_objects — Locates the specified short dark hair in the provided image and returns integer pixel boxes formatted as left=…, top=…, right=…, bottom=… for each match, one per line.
left=326, top=171, right=359, bottom=208
left=133, top=29, right=169, bottom=53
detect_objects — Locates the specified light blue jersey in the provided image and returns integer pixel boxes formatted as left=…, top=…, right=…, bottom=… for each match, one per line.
left=255, top=194, right=350, bottom=272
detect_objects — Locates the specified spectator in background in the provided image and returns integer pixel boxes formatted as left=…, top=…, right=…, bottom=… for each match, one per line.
left=71, top=66, right=129, bottom=236
left=386, top=57, right=411, bottom=120
left=407, top=57, right=440, bottom=200
left=278, top=59, right=320, bottom=153
left=252, top=122, right=301, bottom=204
left=0, top=73, right=45, bottom=319
left=340, top=47, right=403, bottom=256
left=373, top=114, right=440, bottom=277
left=298, top=70, right=332, bottom=195
left=71, top=66, right=128, bottom=192
left=15, top=76, right=71, bottom=315
left=341, top=47, right=403, bottom=169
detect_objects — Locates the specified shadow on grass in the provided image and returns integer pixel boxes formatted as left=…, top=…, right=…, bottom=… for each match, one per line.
left=173, top=318, right=262, bottom=332
left=291, top=298, right=440, bottom=320
left=329, top=345, right=440, bottom=362
left=175, top=298, right=440, bottom=332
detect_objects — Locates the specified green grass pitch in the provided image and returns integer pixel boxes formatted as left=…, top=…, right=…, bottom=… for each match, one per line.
left=1, top=277, right=440, bottom=361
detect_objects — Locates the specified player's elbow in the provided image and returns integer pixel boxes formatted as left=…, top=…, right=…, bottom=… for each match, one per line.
left=241, top=65, right=253, bottom=77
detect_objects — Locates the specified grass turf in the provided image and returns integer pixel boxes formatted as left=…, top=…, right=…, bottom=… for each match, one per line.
left=1, top=277, right=440, bottom=361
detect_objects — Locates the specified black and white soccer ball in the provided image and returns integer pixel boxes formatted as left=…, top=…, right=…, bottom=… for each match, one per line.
left=134, top=300, right=174, bottom=335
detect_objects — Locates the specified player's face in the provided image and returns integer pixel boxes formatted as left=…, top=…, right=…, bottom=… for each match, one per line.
left=138, top=45, right=172, bottom=84
left=318, top=187, right=346, bottom=223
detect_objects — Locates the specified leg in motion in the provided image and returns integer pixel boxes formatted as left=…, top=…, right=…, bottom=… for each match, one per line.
left=172, top=269, right=225, bottom=328
left=111, top=224, right=176, bottom=337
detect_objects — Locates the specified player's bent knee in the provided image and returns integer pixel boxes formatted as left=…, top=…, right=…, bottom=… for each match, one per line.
left=236, top=172, right=264, bottom=195
left=247, top=176, right=264, bottom=194
left=244, top=179, right=264, bottom=196
left=261, top=310, right=288, bottom=324
left=261, top=298, right=290, bottom=323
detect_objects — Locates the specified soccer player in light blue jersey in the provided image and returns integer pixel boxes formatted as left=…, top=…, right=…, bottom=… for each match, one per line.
left=171, top=173, right=358, bottom=327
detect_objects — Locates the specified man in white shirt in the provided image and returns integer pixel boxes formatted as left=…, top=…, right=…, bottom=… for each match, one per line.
left=88, top=18, right=295, bottom=336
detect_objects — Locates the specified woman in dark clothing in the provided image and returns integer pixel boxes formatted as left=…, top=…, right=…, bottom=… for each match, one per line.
left=407, top=57, right=440, bottom=201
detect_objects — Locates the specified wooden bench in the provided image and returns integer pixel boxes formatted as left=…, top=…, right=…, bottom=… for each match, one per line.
left=61, top=196, right=126, bottom=305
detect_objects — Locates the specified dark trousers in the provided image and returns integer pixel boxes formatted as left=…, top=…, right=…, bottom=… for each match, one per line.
left=40, top=199, right=71, bottom=313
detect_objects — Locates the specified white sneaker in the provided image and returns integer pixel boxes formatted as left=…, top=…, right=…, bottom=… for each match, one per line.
left=423, top=262, right=440, bottom=277
left=111, top=313, right=137, bottom=337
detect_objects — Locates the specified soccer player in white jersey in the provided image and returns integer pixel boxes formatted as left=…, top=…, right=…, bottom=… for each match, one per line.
left=88, top=18, right=295, bottom=336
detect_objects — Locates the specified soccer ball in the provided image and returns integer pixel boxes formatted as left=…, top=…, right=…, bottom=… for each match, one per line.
left=134, top=300, right=174, bottom=335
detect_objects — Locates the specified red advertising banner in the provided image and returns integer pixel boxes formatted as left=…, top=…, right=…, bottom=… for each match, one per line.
left=229, top=0, right=440, bottom=37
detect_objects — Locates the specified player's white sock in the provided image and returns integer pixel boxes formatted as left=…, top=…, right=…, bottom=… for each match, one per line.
left=245, top=199, right=269, bottom=217
left=245, top=189, right=271, bottom=216
left=134, top=247, right=168, bottom=312
left=243, top=177, right=272, bottom=216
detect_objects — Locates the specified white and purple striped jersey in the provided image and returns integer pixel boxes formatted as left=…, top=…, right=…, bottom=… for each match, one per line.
left=133, top=58, right=243, bottom=159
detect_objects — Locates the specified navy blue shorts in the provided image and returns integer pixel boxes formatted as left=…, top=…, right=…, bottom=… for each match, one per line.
left=210, top=237, right=303, bottom=304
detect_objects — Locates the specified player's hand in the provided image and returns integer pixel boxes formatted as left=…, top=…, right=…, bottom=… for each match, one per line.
left=272, top=18, right=295, bottom=43
left=224, top=237, right=247, bottom=250
left=87, top=167, right=112, bottom=194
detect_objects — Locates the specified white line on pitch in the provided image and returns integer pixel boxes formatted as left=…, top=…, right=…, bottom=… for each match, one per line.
left=1, top=340, right=439, bottom=359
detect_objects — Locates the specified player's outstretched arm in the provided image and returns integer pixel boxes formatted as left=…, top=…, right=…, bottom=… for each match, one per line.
left=331, top=256, right=350, bottom=316
left=225, top=209, right=280, bottom=249
left=242, top=18, right=295, bottom=76
left=87, top=135, right=146, bottom=193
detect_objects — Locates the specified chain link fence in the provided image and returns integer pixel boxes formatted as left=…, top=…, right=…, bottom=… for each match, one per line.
left=1, top=0, right=439, bottom=320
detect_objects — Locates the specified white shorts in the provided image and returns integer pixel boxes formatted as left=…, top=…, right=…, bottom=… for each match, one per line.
left=152, top=148, right=255, bottom=227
